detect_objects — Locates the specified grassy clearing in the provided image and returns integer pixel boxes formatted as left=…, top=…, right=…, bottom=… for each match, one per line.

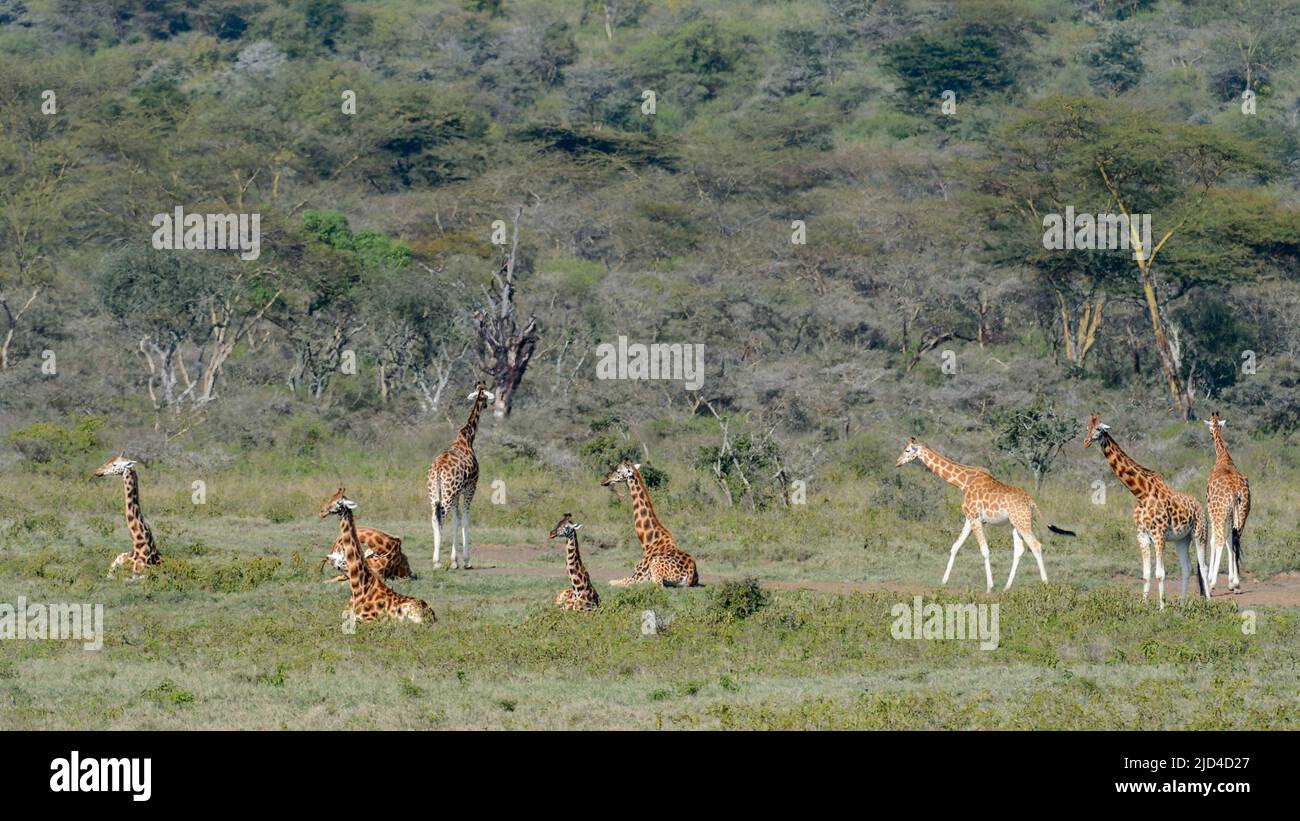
left=1, top=450, right=1298, bottom=730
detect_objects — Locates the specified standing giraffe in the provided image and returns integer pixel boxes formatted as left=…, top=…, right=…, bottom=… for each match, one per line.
left=427, top=381, right=494, bottom=569
left=895, top=438, right=1075, bottom=592
left=1084, top=415, right=1209, bottom=608
left=93, top=455, right=163, bottom=580
left=548, top=513, right=599, bottom=610
left=320, top=523, right=411, bottom=584
left=601, top=461, right=698, bottom=587
left=1203, top=412, right=1250, bottom=595
left=319, top=489, right=434, bottom=624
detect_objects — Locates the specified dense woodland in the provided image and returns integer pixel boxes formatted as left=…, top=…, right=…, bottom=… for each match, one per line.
left=2, top=0, right=1299, bottom=499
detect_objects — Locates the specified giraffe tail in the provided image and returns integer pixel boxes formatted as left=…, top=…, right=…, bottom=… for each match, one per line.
left=1046, top=524, right=1077, bottom=537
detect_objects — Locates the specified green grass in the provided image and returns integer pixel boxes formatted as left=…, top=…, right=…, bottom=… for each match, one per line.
left=1, top=450, right=1298, bottom=730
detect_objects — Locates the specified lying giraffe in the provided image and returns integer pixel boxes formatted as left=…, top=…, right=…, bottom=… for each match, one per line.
left=94, top=455, right=163, bottom=580
left=1084, top=415, right=1208, bottom=608
left=321, top=523, right=411, bottom=584
left=895, top=438, right=1075, bottom=592
left=548, top=513, right=599, bottom=611
left=320, top=489, right=434, bottom=624
left=1204, top=412, right=1251, bottom=595
left=428, top=381, right=494, bottom=570
left=601, top=461, right=698, bottom=587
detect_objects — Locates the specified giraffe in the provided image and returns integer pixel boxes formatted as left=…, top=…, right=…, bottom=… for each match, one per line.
left=320, top=524, right=411, bottom=584
left=1203, top=412, right=1250, bottom=595
left=319, top=489, right=434, bottom=624
left=600, top=461, right=698, bottom=587
left=548, top=513, right=599, bottom=610
left=895, top=438, right=1075, bottom=592
left=93, top=455, right=163, bottom=580
left=427, top=381, right=494, bottom=570
left=1084, top=414, right=1209, bottom=608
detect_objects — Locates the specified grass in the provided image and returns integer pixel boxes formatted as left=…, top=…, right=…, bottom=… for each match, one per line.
left=1, top=440, right=1298, bottom=730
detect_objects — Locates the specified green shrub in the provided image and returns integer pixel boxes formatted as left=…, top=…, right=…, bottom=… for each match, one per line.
left=7, top=416, right=104, bottom=464
left=709, top=576, right=771, bottom=622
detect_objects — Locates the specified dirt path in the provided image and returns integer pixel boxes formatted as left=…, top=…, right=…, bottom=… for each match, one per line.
left=459, top=544, right=1300, bottom=606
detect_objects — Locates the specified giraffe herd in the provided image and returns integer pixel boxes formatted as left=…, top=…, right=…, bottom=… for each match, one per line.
left=90, top=396, right=1253, bottom=623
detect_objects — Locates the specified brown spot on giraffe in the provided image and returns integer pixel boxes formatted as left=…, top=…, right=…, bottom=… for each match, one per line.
left=1203, top=412, right=1250, bottom=594
left=601, top=461, right=698, bottom=587
left=548, top=513, right=599, bottom=611
left=320, top=489, right=434, bottom=625
left=427, top=382, right=493, bottom=569
left=93, top=455, right=163, bottom=580
left=1085, top=414, right=1209, bottom=608
left=895, top=438, right=1075, bottom=592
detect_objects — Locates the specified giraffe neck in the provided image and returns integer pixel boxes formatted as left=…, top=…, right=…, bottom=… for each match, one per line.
left=456, top=395, right=483, bottom=449
left=1210, top=426, right=1232, bottom=464
left=565, top=532, right=592, bottom=592
left=1098, top=433, right=1157, bottom=498
left=121, top=469, right=153, bottom=553
left=626, top=469, right=665, bottom=544
left=917, top=446, right=980, bottom=491
left=337, top=509, right=372, bottom=598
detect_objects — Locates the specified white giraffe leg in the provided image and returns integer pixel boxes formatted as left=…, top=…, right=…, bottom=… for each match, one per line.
left=1154, top=539, right=1167, bottom=610
left=942, top=520, right=973, bottom=585
left=432, top=506, right=443, bottom=565
left=1175, top=538, right=1191, bottom=601
left=448, top=504, right=461, bottom=569
left=1139, top=533, right=1152, bottom=602
left=972, top=521, right=993, bottom=594
left=1207, top=526, right=1223, bottom=592
left=1004, top=529, right=1025, bottom=591
left=1027, top=533, right=1048, bottom=583
left=459, top=497, right=472, bottom=569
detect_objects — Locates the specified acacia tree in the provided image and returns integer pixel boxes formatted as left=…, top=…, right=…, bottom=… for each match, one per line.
left=979, top=98, right=1282, bottom=415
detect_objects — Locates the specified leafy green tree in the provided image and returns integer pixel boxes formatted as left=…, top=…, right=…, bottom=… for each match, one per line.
left=1085, top=23, right=1145, bottom=95
left=990, top=401, right=1076, bottom=491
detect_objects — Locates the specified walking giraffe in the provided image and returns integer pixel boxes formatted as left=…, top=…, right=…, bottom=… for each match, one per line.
left=93, top=455, right=163, bottom=580
left=1204, top=412, right=1250, bottom=594
left=601, top=461, right=698, bottom=587
left=1084, top=414, right=1209, bottom=608
left=548, top=513, right=599, bottom=611
left=895, top=438, right=1075, bottom=592
left=320, top=489, right=434, bottom=624
left=428, top=382, right=493, bottom=569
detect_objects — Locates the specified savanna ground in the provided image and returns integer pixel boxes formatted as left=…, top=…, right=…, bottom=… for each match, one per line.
left=2, top=425, right=1298, bottom=730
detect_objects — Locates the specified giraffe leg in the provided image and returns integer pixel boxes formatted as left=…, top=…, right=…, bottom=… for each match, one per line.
left=1207, top=520, right=1225, bottom=593
left=1004, top=529, right=1025, bottom=591
left=107, top=552, right=129, bottom=579
left=1153, top=534, right=1167, bottom=610
left=1195, top=521, right=1210, bottom=599
left=1138, top=532, right=1152, bottom=603
left=448, top=502, right=460, bottom=570
left=942, top=520, right=972, bottom=586
left=459, top=496, right=472, bottom=569
left=431, top=503, right=443, bottom=566
left=1175, top=538, right=1192, bottom=601
left=1025, top=531, right=1048, bottom=583
left=1225, top=504, right=1241, bottom=593
left=970, top=520, right=993, bottom=593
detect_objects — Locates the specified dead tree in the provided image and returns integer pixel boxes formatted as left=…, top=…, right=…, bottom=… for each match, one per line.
left=474, top=207, right=538, bottom=418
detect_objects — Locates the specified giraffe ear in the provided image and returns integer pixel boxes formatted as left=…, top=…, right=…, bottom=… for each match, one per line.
left=633, top=463, right=642, bottom=470
left=572, top=523, right=582, bottom=530
left=466, top=390, right=479, bottom=400
left=342, top=500, right=357, bottom=510
left=482, top=390, right=495, bottom=401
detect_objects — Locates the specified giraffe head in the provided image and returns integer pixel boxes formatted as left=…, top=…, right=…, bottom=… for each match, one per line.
left=600, top=461, right=640, bottom=486
left=1084, top=414, right=1109, bottom=448
left=1205, top=412, right=1226, bottom=431
left=894, top=437, right=923, bottom=467
left=319, top=488, right=358, bottom=518
left=94, top=454, right=136, bottom=477
left=548, top=513, right=583, bottom=539
left=466, top=381, right=495, bottom=406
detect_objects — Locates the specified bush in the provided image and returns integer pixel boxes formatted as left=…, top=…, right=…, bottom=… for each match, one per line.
left=709, top=576, right=771, bottom=621
left=7, top=416, right=104, bottom=464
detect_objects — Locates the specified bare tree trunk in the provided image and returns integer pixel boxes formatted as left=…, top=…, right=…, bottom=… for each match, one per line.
left=475, top=207, right=539, bottom=418
left=0, top=286, right=41, bottom=370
